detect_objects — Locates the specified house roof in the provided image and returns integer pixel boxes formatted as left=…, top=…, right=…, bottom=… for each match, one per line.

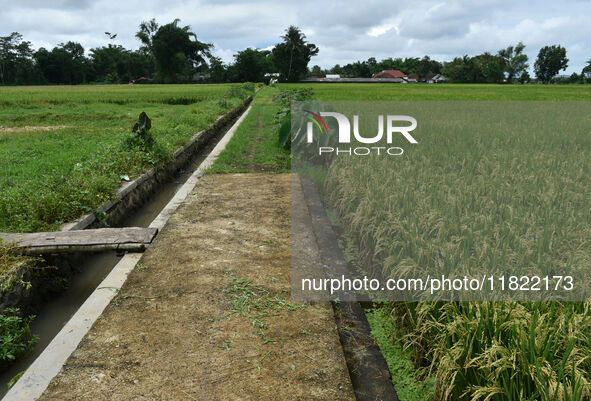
left=374, top=69, right=407, bottom=78
left=408, top=74, right=419, bottom=79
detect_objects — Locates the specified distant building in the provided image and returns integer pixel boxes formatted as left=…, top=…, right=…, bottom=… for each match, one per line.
left=407, top=74, right=419, bottom=83
left=325, top=74, right=341, bottom=79
left=129, top=77, right=149, bottom=84
left=300, top=77, right=405, bottom=83
left=423, top=73, right=447, bottom=83
left=194, top=72, right=211, bottom=81
left=373, top=69, right=407, bottom=79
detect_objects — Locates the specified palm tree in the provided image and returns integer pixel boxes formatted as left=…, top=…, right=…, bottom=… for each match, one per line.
left=136, top=18, right=159, bottom=54
left=280, top=26, right=318, bottom=81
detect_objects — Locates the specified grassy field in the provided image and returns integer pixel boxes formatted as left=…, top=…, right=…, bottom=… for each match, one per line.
left=281, top=83, right=591, bottom=401
left=209, top=87, right=290, bottom=173
left=0, top=84, right=249, bottom=232
left=280, top=82, right=591, bottom=100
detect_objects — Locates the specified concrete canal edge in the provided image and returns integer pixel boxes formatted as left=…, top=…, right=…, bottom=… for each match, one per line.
left=300, top=177, right=400, bottom=401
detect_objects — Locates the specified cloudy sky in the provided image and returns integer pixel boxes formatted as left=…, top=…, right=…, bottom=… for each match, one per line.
left=1, top=0, right=590, bottom=74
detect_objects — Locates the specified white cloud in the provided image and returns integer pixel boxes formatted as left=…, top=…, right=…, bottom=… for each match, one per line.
left=367, top=21, right=399, bottom=37
left=0, top=0, right=589, bottom=73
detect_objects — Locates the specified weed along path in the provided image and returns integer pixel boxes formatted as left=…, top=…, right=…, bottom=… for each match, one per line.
left=36, top=174, right=354, bottom=400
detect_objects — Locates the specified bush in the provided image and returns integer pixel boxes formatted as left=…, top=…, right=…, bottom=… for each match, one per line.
left=218, top=83, right=254, bottom=108
left=272, top=88, right=313, bottom=149
left=0, top=242, right=41, bottom=292
left=241, top=82, right=255, bottom=93
left=0, top=308, right=38, bottom=365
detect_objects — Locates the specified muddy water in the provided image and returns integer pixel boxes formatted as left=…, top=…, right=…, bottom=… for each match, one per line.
left=0, top=126, right=229, bottom=397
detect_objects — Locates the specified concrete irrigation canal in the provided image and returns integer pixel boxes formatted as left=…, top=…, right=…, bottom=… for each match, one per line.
left=28, top=174, right=357, bottom=400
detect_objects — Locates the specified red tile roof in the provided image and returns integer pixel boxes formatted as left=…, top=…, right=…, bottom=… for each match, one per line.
left=374, top=69, right=407, bottom=78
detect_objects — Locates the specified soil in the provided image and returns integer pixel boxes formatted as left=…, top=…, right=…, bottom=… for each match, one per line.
left=0, top=125, right=69, bottom=135
left=39, top=173, right=355, bottom=401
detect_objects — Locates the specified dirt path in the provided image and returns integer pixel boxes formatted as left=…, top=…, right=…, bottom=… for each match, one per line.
left=39, top=173, right=354, bottom=401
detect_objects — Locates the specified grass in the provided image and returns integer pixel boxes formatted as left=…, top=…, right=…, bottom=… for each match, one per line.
left=285, top=83, right=591, bottom=400
left=209, top=87, right=290, bottom=173
left=366, top=307, right=433, bottom=401
left=279, top=83, right=591, bottom=101
left=0, top=83, right=248, bottom=232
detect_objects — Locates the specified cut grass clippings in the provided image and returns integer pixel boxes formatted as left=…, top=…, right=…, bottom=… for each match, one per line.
left=220, top=272, right=304, bottom=345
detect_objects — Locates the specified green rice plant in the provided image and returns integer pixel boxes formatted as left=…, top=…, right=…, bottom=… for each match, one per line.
left=313, top=94, right=591, bottom=400
left=278, top=83, right=591, bottom=101
left=387, top=301, right=591, bottom=401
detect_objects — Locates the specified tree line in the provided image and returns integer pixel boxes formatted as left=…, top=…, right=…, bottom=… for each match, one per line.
left=317, top=43, right=591, bottom=84
left=0, top=19, right=589, bottom=85
left=0, top=20, right=317, bottom=85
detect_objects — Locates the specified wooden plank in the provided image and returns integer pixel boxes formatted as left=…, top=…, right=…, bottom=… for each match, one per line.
left=0, top=227, right=158, bottom=254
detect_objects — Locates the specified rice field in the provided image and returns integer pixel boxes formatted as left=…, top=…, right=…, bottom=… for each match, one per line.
left=286, top=83, right=591, bottom=400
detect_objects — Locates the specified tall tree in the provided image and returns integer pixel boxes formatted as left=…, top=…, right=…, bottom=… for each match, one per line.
left=136, top=18, right=210, bottom=82
left=534, top=45, right=568, bottom=83
left=272, top=26, right=318, bottom=82
left=366, top=57, right=378, bottom=75
left=443, top=53, right=504, bottom=83
left=35, top=42, right=88, bottom=84
left=582, top=59, right=591, bottom=81
left=208, top=56, right=228, bottom=83
left=416, top=56, right=442, bottom=78
left=150, top=19, right=212, bottom=83
left=498, top=42, right=528, bottom=83
left=310, top=65, right=323, bottom=74
left=231, top=48, right=274, bottom=82
left=475, top=52, right=505, bottom=83
left=89, top=44, right=151, bottom=83
left=135, top=18, right=159, bottom=55
left=0, top=32, right=39, bottom=85
left=351, top=61, right=371, bottom=77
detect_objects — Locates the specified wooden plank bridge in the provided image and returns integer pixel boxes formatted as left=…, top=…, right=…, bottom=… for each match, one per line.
left=0, top=227, right=158, bottom=254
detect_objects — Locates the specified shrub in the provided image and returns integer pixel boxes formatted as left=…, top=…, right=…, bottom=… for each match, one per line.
left=218, top=84, right=253, bottom=108
left=0, top=242, right=41, bottom=292
left=272, top=88, right=313, bottom=149
left=0, top=308, right=38, bottom=365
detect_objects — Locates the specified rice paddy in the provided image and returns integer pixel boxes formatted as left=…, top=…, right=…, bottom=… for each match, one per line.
left=287, top=83, right=591, bottom=400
